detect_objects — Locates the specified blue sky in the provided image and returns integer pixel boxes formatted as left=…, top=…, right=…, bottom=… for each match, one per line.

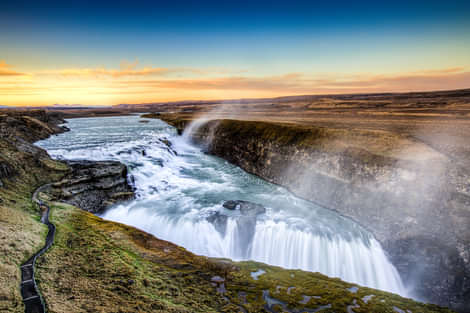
left=1, top=0, right=469, bottom=105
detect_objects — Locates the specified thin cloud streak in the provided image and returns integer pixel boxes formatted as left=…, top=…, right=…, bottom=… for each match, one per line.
left=38, top=60, right=244, bottom=78
left=43, top=66, right=171, bottom=78
left=115, top=68, right=470, bottom=93
left=0, top=60, right=26, bottom=76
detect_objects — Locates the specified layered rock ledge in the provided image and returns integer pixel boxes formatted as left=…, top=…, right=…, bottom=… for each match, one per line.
left=158, top=115, right=470, bottom=312
left=47, top=160, right=135, bottom=213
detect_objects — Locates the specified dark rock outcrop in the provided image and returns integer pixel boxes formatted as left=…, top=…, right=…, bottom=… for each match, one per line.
left=223, top=200, right=266, bottom=216
left=0, top=110, right=70, bottom=192
left=0, top=109, right=68, bottom=143
left=168, top=117, right=470, bottom=312
left=48, top=160, right=135, bottom=213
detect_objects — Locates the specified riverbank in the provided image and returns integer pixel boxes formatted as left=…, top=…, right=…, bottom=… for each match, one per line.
left=155, top=113, right=470, bottom=312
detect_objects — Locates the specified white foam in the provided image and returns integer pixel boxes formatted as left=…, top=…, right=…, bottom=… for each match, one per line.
left=37, top=115, right=407, bottom=297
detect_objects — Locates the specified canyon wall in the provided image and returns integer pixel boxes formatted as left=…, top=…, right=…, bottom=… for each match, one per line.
left=162, top=117, right=470, bottom=312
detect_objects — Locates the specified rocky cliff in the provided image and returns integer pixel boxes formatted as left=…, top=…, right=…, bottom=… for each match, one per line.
left=160, top=116, right=470, bottom=312
left=47, top=160, right=134, bottom=213
left=0, top=109, right=68, bottom=143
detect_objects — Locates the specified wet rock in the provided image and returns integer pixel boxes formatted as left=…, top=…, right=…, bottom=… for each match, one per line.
left=159, top=138, right=172, bottom=148
left=222, top=200, right=266, bottom=216
left=222, top=200, right=238, bottom=210
left=159, top=138, right=177, bottom=156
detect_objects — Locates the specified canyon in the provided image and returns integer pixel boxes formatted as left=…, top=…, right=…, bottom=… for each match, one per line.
left=155, top=112, right=470, bottom=312
left=0, top=99, right=466, bottom=312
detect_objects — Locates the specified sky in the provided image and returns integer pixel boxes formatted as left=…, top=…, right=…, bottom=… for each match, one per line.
left=1, top=0, right=470, bottom=106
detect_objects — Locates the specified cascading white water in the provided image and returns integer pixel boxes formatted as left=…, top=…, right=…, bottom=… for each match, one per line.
left=36, top=115, right=407, bottom=296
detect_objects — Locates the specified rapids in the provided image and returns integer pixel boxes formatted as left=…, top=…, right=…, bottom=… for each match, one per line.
left=36, top=115, right=406, bottom=296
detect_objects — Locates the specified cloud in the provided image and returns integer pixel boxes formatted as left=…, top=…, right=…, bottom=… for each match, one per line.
left=0, top=60, right=26, bottom=76
left=44, top=65, right=171, bottom=78
left=39, top=60, right=233, bottom=78
left=315, top=68, right=470, bottom=91
left=410, top=67, right=465, bottom=75
left=1, top=64, right=469, bottom=106
left=40, top=59, right=172, bottom=77
left=115, top=68, right=470, bottom=94
left=118, top=73, right=305, bottom=91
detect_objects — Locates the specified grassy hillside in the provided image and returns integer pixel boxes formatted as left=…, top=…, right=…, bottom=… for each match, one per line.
left=0, top=137, right=69, bottom=312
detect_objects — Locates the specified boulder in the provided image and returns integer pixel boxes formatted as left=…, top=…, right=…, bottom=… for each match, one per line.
left=223, top=200, right=266, bottom=216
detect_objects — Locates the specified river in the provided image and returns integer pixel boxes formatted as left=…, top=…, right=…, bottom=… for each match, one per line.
left=36, top=115, right=406, bottom=296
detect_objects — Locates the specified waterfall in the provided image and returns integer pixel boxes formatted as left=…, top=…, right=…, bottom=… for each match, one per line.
left=103, top=205, right=405, bottom=296
left=250, top=220, right=404, bottom=294
left=36, top=115, right=408, bottom=298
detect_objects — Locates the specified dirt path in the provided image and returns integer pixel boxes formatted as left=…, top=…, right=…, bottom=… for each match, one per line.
left=20, top=184, right=54, bottom=313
